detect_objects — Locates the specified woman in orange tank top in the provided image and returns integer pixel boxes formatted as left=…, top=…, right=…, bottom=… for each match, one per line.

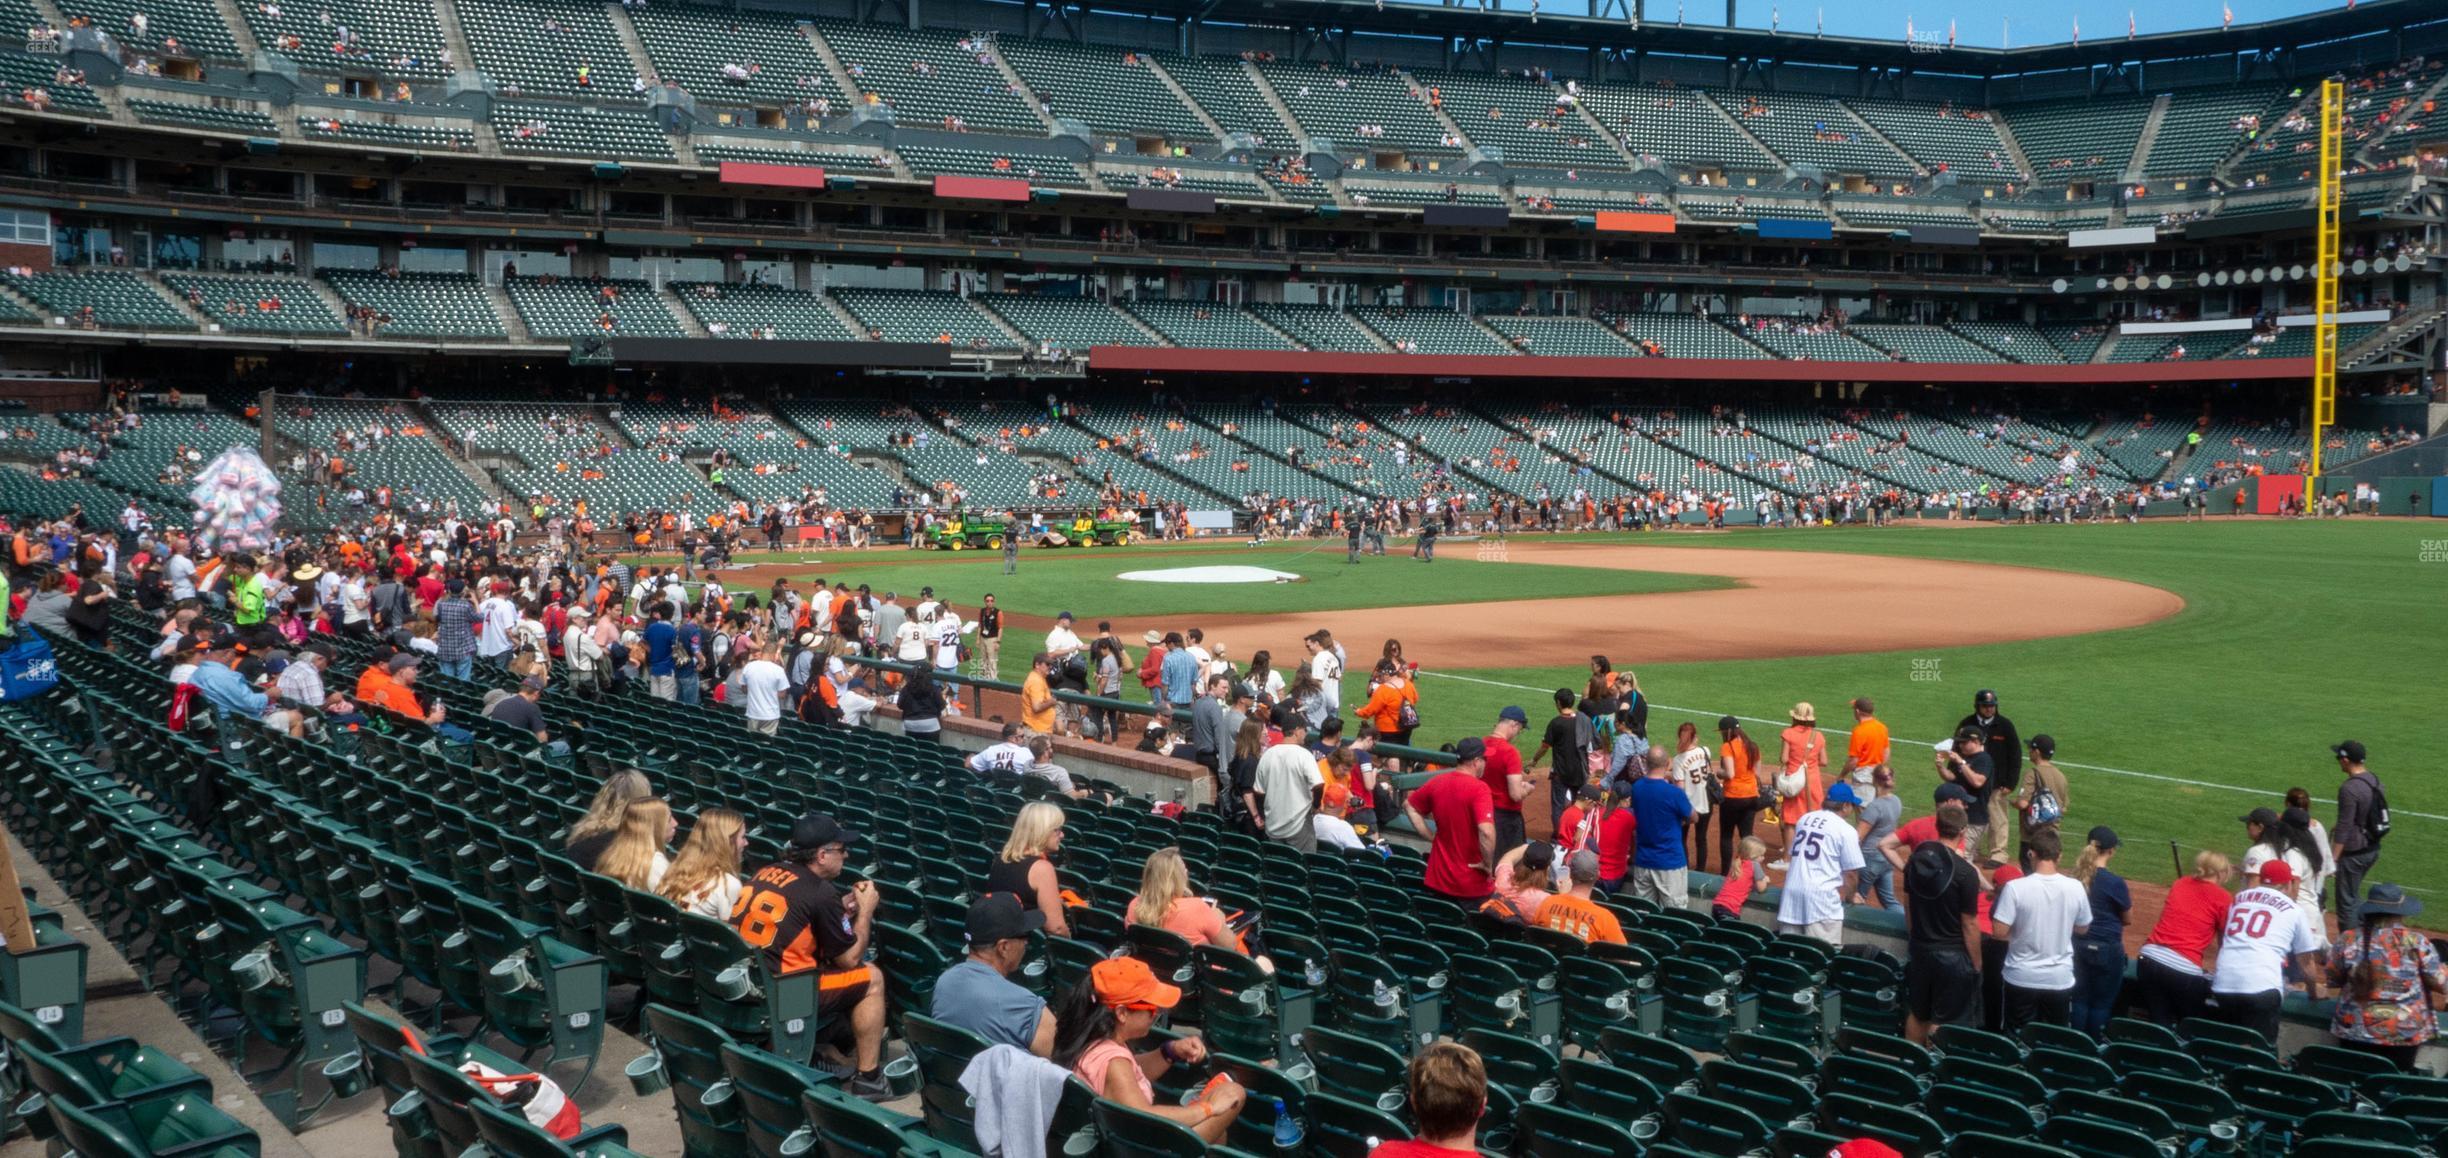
left=1712, top=717, right=1767, bottom=875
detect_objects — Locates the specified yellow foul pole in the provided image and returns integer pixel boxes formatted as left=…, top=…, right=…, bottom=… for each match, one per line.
left=2309, top=77, right=2343, bottom=500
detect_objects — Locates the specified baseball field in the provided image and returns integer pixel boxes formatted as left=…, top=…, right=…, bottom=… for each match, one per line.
left=720, top=517, right=2447, bottom=898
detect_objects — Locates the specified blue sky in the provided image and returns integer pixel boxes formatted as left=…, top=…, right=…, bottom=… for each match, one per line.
left=1614, top=0, right=2344, bottom=47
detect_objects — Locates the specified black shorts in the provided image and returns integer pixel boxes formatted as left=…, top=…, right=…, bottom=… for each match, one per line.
left=1906, top=947, right=1981, bottom=1026
left=816, top=965, right=877, bottom=1018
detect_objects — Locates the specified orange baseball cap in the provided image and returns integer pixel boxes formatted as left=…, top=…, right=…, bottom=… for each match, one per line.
left=1089, top=957, right=1181, bottom=1010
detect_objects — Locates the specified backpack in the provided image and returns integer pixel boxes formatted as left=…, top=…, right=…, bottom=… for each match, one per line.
left=1397, top=694, right=1420, bottom=731
left=2024, top=783, right=2064, bottom=827
left=2363, top=780, right=2392, bottom=846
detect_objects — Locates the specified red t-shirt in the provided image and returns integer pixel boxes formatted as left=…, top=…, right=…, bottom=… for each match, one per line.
left=2144, top=876, right=2234, bottom=968
left=1977, top=863, right=2023, bottom=938
left=1372, top=1142, right=1479, bottom=1158
left=1481, top=735, right=1524, bottom=814
left=1411, top=770, right=1495, bottom=899
left=1596, top=809, right=1637, bottom=881
left=1715, top=860, right=1760, bottom=913
left=1893, top=815, right=1968, bottom=857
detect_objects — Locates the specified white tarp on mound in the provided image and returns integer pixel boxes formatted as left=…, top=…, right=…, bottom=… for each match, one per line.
left=1116, top=565, right=1303, bottom=584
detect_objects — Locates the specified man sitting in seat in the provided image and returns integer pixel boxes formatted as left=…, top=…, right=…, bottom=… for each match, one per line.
left=929, top=892, right=1055, bottom=1055
left=734, top=813, right=892, bottom=1101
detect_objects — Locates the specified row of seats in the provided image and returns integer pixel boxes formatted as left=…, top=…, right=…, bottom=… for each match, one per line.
left=491, top=101, right=677, bottom=162
left=3, top=271, right=195, bottom=330
left=158, top=272, right=347, bottom=334
left=502, top=275, right=687, bottom=339
left=297, top=115, right=478, bottom=150
left=627, top=5, right=845, bottom=110
left=320, top=268, right=509, bottom=339
left=244, top=0, right=453, bottom=79
left=125, top=99, right=276, bottom=135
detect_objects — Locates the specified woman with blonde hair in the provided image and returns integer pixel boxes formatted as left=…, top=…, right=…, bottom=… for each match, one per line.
left=1127, top=848, right=1273, bottom=971
left=2133, top=849, right=2235, bottom=1025
left=659, top=807, right=748, bottom=919
left=987, top=801, right=1071, bottom=937
left=596, top=798, right=677, bottom=892
left=564, top=769, right=653, bottom=870
left=2069, top=826, right=2132, bottom=1035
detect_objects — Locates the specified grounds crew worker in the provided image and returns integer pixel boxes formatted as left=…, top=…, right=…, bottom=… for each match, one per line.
left=1958, top=689, right=2022, bottom=865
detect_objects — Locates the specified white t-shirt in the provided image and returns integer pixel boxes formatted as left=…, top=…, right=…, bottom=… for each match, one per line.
left=1045, top=626, right=1082, bottom=658
left=2241, top=845, right=2324, bottom=918
left=167, top=554, right=197, bottom=599
left=893, top=620, right=927, bottom=662
left=2211, top=886, right=2323, bottom=996
left=1992, top=872, right=2092, bottom=990
left=738, top=659, right=789, bottom=721
left=1775, top=808, right=1864, bottom=927
left=932, top=614, right=962, bottom=667
left=1309, top=648, right=1343, bottom=712
left=476, top=597, right=517, bottom=655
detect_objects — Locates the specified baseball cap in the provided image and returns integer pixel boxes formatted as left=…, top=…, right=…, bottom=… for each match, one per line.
left=1566, top=849, right=1600, bottom=883
left=386, top=653, right=420, bottom=672
left=1831, top=1140, right=1903, bottom=1158
left=2239, top=806, right=2280, bottom=828
left=2087, top=825, right=2120, bottom=852
left=964, top=892, right=1045, bottom=945
left=1497, top=705, right=1529, bottom=725
left=1974, top=689, right=1998, bottom=707
left=1452, top=737, right=1488, bottom=763
left=1824, top=782, right=1862, bottom=808
left=303, top=641, right=336, bottom=660
left=2257, top=858, right=2297, bottom=887
left=2028, top=734, right=2055, bottom=757
left=1056, top=611, right=1074, bottom=622
left=1089, top=957, right=1182, bottom=1010
left=789, top=812, right=859, bottom=851
left=519, top=674, right=548, bottom=692
left=2334, top=740, right=2367, bottom=762
left=445, top=577, right=465, bottom=593
left=1717, top=715, right=1740, bottom=732
left=1933, top=783, right=1975, bottom=807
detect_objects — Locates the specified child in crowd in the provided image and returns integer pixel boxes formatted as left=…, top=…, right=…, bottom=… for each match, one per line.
left=1714, top=836, right=1768, bottom=922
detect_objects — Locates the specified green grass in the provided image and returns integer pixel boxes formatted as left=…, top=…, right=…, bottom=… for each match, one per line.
left=767, top=543, right=1731, bottom=617
left=1393, top=521, right=2448, bottom=897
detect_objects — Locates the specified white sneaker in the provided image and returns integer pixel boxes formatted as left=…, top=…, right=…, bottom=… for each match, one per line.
left=1766, top=859, right=1791, bottom=871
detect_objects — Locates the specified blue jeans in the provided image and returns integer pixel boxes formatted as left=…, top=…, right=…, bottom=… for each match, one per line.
left=1857, top=855, right=1903, bottom=911
left=2070, top=938, right=2126, bottom=1036
left=433, top=722, right=475, bottom=746
left=438, top=656, right=472, bottom=682
left=677, top=668, right=701, bottom=705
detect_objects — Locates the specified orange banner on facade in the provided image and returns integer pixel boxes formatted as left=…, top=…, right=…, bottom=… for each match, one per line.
left=1592, top=211, right=1676, bottom=234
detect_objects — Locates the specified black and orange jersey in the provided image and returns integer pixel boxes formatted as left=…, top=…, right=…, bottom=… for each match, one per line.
left=733, top=861, right=853, bottom=976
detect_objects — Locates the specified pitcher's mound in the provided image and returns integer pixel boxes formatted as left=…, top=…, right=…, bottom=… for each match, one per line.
left=1118, top=565, right=1305, bottom=584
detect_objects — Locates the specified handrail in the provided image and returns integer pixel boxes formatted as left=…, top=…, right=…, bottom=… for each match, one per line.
left=855, top=654, right=1456, bottom=768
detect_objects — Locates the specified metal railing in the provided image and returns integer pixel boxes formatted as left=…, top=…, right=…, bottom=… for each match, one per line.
left=855, top=654, right=1458, bottom=769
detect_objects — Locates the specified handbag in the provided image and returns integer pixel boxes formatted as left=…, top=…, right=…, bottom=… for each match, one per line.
left=1775, top=768, right=1808, bottom=798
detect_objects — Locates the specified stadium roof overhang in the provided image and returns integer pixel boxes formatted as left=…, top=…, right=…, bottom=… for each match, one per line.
left=1084, top=347, right=2317, bottom=383
left=1145, top=0, right=2441, bottom=80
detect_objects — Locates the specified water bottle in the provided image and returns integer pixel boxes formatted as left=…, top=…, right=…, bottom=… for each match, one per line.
left=1302, top=957, right=1328, bottom=988
left=1371, top=978, right=1395, bottom=1008
left=1271, top=1100, right=1304, bottom=1150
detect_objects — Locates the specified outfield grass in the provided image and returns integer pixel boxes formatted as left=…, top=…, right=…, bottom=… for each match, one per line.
left=1399, top=520, right=2448, bottom=897
left=764, top=543, right=1731, bottom=617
